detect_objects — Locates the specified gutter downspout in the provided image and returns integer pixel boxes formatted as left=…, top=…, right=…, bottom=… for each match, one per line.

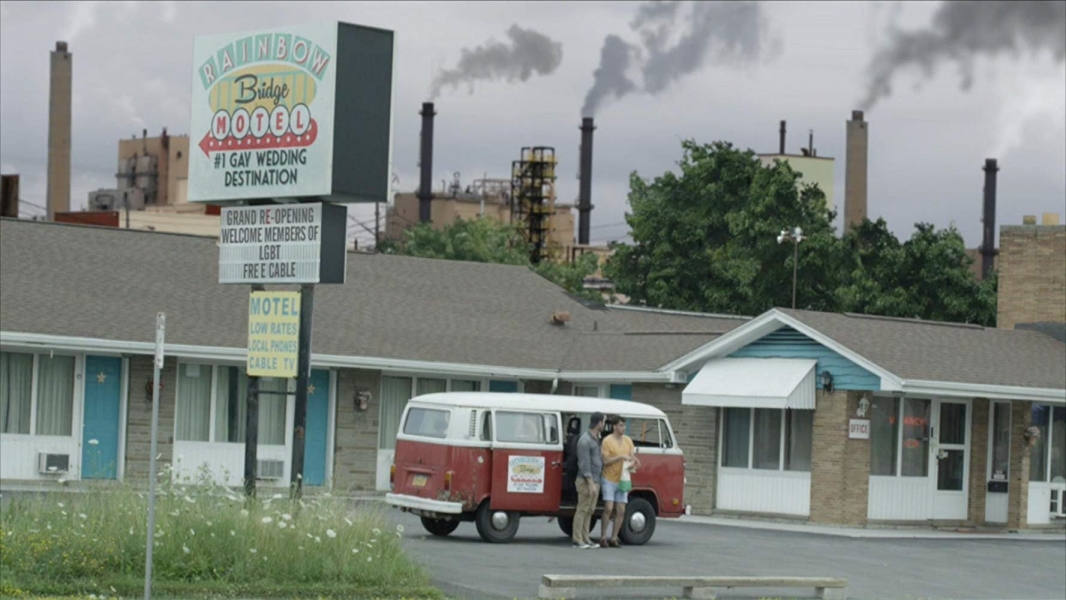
left=550, top=378, right=559, bottom=394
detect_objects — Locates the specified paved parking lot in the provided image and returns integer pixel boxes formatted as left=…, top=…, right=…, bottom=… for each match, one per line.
left=386, top=511, right=1066, bottom=600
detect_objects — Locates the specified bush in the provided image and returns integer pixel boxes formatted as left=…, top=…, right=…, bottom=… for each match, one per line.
left=0, top=464, right=438, bottom=598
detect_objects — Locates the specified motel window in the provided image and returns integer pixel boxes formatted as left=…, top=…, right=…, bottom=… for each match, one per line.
left=573, top=385, right=600, bottom=398
left=720, top=407, right=813, bottom=472
left=1030, top=405, right=1066, bottom=483
left=449, top=379, right=481, bottom=392
left=869, top=397, right=932, bottom=478
left=0, top=351, right=75, bottom=437
left=176, top=363, right=289, bottom=445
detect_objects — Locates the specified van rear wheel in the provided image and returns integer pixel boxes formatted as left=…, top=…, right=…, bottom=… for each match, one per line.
left=557, top=515, right=599, bottom=538
left=619, top=497, right=656, bottom=546
left=420, top=516, right=460, bottom=537
left=474, top=502, right=520, bottom=543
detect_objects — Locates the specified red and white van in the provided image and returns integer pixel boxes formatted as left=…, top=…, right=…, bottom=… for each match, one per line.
left=386, top=392, right=686, bottom=544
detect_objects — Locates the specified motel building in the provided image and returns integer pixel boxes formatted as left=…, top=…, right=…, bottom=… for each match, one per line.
left=2, top=217, right=1064, bottom=530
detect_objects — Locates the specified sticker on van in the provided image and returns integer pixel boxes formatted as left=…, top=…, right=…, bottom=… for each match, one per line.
left=507, top=456, right=545, bottom=493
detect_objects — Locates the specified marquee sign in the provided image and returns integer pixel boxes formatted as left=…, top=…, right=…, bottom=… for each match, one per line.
left=219, top=203, right=347, bottom=284
left=188, top=22, right=395, bottom=204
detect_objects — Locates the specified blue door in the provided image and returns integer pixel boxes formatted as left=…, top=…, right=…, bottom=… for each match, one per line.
left=82, top=356, right=122, bottom=480
left=303, top=370, right=330, bottom=487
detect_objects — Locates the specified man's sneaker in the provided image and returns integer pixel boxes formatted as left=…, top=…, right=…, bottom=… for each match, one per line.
left=584, top=543, right=599, bottom=549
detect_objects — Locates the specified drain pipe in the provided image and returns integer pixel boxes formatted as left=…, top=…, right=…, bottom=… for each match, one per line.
left=550, top=378, right=559, bottom=394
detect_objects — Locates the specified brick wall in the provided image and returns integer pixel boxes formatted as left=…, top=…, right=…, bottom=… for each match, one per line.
left=997, top=225, right=1066, bottom=329
left=1006, top=401, right=1033, bottom=529
left=810, top=391, right=869, bottom=525
left=124, top=356, right=178, bottom=481
left=968, top=399, right=990, bottom=524
left=332, top=368, right=381, bottom=493
left=632, top=383, right=717, bottom=515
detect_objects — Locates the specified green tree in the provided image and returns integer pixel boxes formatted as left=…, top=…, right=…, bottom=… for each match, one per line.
left=836, top=219, right=997, bottom=325
left=604, top=139, right=997, bottom=325
left=604, top=141, right=840, bottom=316
left=380, top=217, right=600, bottom=299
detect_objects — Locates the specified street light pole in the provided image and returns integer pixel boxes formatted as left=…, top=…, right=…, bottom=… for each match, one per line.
left=777, top=226, right=806, bottom=309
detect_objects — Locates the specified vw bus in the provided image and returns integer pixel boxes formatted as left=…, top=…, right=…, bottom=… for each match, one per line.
left=385, top=392, right=686, bottom=544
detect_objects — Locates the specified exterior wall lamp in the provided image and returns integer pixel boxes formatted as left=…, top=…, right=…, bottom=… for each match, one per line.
left=355, top=390, right=372, bottom=412
left=820, top=370, right=834, bottom=394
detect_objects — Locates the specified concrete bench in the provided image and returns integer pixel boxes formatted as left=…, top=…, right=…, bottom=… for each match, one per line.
left=539, top=574, right=848, bottom=600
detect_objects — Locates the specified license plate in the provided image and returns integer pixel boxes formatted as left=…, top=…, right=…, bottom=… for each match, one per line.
left=412, top=474, right=428, bottom=487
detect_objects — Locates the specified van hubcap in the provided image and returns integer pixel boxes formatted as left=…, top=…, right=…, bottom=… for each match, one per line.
left=629, top=512, right=646, bottom=533
left=491, top=511, right=510, bottom=530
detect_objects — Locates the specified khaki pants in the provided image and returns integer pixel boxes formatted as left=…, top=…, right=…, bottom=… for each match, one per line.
left=573, top=477, right=599, bottom=545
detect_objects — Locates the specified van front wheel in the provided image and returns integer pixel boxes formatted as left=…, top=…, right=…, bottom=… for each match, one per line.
left=420, top=516, right=460, bottom=537
left=475, top=502, right=520, bottom=543
left=619, top=497, right=656, bottom=546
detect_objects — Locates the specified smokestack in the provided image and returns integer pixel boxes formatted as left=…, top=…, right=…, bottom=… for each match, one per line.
left=1, top=174, right=19, bottom=218
left=418, top=102, right=436, bottom=223
left=779, top=120, right=786, bottom=155
left=578, top=117, right=595, bottom=245
left=844, top=110, right=868, bottom=232
left=981, top=158, right=999, bottom=280
left=47, top=41, right=72, bottom=221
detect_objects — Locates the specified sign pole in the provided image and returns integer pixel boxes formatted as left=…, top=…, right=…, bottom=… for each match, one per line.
left=144, top=312, right=165, bottom=600
left=243, top=285, right=264, bottom=497
left=290, top=283, right=315, bottom=498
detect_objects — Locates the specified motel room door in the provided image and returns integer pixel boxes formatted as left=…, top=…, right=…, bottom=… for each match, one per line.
left=931, top=400, right=970, bottom=520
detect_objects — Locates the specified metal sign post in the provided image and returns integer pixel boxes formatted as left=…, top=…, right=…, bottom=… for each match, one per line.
left=290, top=285, right=315, bottom=498
left=144, top=312, right=165, bottom=600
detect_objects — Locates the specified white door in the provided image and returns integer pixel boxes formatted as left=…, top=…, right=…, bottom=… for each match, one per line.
left=932, top=400, right=970, bottom=520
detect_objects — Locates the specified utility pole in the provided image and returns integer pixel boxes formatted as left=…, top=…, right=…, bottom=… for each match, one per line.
left=777, top=227, right=806, bottom=309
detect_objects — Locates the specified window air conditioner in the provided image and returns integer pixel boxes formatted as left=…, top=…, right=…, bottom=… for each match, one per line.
left=38, top=453, right=70, bottom=474
left=257, top=459, right=285, bottom=480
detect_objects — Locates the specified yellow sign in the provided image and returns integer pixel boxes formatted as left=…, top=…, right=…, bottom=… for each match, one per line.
left=247, top=291, right=300, bottom=377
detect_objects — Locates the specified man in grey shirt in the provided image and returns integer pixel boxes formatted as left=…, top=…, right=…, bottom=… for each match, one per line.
left=573, top=412, right=605, bottom=549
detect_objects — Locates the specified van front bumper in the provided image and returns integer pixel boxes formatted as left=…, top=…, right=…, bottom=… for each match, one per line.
left=385, top=493, right=464, bottom=515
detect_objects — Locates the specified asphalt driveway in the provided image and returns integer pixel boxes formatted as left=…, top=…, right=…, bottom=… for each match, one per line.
left=386, top=511, right=1066, bottom=600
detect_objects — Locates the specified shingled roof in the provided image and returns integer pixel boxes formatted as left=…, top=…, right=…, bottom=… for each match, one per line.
left=0, top=218, right=739, bottom=373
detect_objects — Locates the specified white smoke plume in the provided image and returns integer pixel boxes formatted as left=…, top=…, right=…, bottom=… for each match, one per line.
left=860, top=0, right=1066, bottom=111
left=430, top=25, right=564, bottom=99
left=582, top=0, right=778, bottom=117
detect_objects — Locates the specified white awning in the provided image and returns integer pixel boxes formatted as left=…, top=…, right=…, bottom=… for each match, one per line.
left=682, top=358, right=818, bottom=409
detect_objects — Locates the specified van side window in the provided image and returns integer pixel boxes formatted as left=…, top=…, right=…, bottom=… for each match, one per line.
left=624, top=416, right=673, bottom=449
left=403, top=407, right=451, bottom=439
left=496, top=411, right=558, bottom=444
left=480, top=410, right=492, bottom=442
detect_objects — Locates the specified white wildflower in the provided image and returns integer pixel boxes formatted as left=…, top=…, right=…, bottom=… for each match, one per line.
left=189, top=529, right=195, bottom=537
left=278, top=521, right=287, bottom=529
left=57, top=502, right=65, bottom=508
left=306, top=533, right=313, bottom=539
left=372, top=528, right=381, bottom=535
left=326, top=529, right=336, bottom=538
left=129, top=527, right=134, bottom=535
left=79, top=513, right=87, bottom=520
left=344, top=518, right=353, bottom=526
left=315, top=536, right=322, bottom=543
left=61, top=510, right=67, bottom=516
left=261, top=516, right=273, bottom=524
left=298, top=546, right=305, bottom=550
left=183, top=495, right=196, bottom=504
left=272, top=493, right=283, bottom=500
left=367, top=556, right=372, bottom=562
left=170, top=510, right=180, bottom=517
left=183, top=545, right=191, bottom=554
left=352, top=548, right=359, bottom=554
left=230, top=530, right=236, bottom=536
left=282, top=513, right=292, bottom=521
left=240, top=509, right=249, bottom=517
left=250, top=548, right=257, bottom=554
left=211, top=532, right=216, bottom=538
left=206, top=521, right=212, bottom=527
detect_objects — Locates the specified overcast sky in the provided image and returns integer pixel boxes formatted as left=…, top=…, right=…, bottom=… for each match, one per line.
left=1, top=1, right=1063, bottom=249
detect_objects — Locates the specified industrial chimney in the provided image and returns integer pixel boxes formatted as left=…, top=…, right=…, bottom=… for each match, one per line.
left=418, top=102, right=436, bottom=223
left=577, top=118, right=595, bottom=245
left=844, top=110, right=868, bottom=232
left=47, top=41, right=72, bottom=221
left=980, top=158, right=999, bottom=280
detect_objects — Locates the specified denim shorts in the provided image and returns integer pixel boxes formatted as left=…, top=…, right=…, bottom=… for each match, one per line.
left=601, top=477, right=628, bottom=504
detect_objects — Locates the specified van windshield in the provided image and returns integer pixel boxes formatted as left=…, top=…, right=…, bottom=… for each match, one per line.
left=403, top=407, right=451, bottom=438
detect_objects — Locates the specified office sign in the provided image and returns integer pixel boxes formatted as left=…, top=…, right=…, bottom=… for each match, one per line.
left=247, top=291, right=300, bottom=377
left=219, top=203, right=347, bottom=284
left=188, top=22, right=395, bottom=203
left=848, top=419, right=871, bottom=440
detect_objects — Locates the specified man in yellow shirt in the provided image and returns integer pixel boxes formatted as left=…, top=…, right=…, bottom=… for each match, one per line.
left=599, top=415, right=641, bottom=547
